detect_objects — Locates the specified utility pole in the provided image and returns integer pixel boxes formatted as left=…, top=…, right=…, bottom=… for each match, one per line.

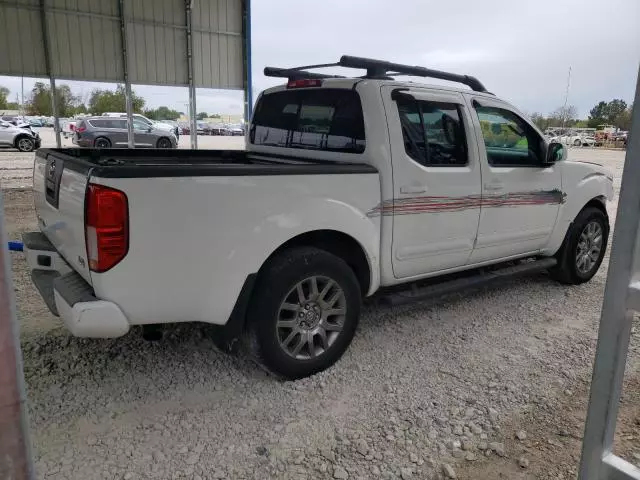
left=560, top=66, right=572, bottom=131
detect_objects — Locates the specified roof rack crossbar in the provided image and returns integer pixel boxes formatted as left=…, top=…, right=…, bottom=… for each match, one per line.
left=339, top=55, right=487, bottom=92
left=263, top=67, right=345, bottom=80
left=263, top=55, right=488, bottom=92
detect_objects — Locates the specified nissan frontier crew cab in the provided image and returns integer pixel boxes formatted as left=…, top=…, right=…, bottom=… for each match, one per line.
left=23, top=56, right=613, bottom=379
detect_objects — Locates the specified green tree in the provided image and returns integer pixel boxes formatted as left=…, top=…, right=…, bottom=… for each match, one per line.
left=196, top=112, right=209, bottom=120
left=144, top=106, right=181, bottom=121
left=74, top=104, right=88, bottom=115
left=27, top=82, right=78, bottom=116
left=615, top=104, right=633, bottom=131
left=88, top=85, right=145, bottom=115
left=606, top=99, right=628, bottom=124
left=0, top=86, right=9, bottom=109
left=588, top=99, right=629, bottom=128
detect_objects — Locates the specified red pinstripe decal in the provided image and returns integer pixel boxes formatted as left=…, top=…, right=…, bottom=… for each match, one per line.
left=367, top=189, right=566, bottom=217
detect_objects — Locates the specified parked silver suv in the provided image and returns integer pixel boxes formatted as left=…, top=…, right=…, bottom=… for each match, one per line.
left=0, top=119, right=41, bottom=152
left=73, top=117, right=177, bottom=148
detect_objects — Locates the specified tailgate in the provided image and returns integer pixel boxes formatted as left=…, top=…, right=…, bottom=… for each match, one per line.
left=33, top=150, right=92, bottom=284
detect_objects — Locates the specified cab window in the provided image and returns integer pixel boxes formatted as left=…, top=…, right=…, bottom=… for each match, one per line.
left=474, top=106, right=543, bottom=167
left=396, top=98, right=467, bottom=166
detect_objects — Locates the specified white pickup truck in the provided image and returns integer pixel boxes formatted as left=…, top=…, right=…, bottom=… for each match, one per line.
left=23, top=56, right=613, bottom=379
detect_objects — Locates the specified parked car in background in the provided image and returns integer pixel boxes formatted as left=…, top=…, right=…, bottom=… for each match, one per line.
left=60, top=119, right=77, bottom=138
left=209, top=124, right=228, bottom=135
left=72, top=117, right=177, bottom=148
left=0, top=119, right=41, bottom=151
left=550, top=133, right=595, bottom=147
left=196, top=121, right=211, bottom=135
left=102, top=113, right=180, bottom=139
left=178, top=122, right=190, bottom=135
left=226, top=124, right=244, bottom=136
left=1, top=115, right=26, bottom=125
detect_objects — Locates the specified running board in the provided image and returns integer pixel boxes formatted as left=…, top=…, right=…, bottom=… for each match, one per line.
left=380, top=257, right=557, bottom=306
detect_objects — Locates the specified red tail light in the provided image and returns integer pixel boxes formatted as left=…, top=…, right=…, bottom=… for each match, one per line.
left=85, top=184, right=129, bottom=272
left=287, top=79, right=323, bottom=89
left=75, top=125, right=86, bottom=133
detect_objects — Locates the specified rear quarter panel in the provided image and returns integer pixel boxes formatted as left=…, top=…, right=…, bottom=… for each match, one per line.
left=90, top=173, right=381, bottom=326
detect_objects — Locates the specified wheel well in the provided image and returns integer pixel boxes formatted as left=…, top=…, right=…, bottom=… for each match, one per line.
left=265, top=230, right=371, bottom=295
left=13, top=134, right=31, bottom=147
left=584, top=196, right=608, bottom=217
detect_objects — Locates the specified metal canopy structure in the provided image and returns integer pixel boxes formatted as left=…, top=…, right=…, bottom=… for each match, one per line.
left=578, top=66, right=640, bottom=479
left=0, top=0, right=252, bottom=148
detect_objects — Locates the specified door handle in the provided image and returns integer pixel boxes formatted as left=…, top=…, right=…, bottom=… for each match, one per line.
left=484, top=183, right=504, bottom=191
left=400, top=185, right=427, bottom=194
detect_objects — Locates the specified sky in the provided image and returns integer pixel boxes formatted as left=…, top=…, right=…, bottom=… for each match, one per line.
left=1, top=0, right=638, bottom=119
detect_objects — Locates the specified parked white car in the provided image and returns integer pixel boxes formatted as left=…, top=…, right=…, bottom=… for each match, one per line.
left=0, top=119, right=41, bottom=151
left=551, top=134, right=596, bottom=147
left=24, top=56, right=613, bottom=379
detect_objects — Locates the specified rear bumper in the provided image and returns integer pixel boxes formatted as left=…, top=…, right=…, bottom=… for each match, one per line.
left=23, top=231, right=131, bottom=338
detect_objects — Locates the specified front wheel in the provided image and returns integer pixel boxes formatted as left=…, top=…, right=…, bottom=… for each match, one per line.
left=244, top=247, right=361, bottom=380
left=573, top=138, right=582, bottom=146
left=550, top=206, right=609, bottom=284
left=16, top=136, right=35, bottom=152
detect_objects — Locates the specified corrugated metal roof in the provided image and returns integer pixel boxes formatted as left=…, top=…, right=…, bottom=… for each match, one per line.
left=0, top=0, right=245, bottom=89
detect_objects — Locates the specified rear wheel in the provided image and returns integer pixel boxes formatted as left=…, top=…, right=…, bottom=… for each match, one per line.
left=16, top=136, right=35, bottom=152
left=550, top=206, right=609, bottom=284
left=94, top=137, right=111, bottom=148
left=157, top=137, right=172, bottom=148
left=573, top=138, right=582, bottom=146
left=244, top=247, right=361, bottom=380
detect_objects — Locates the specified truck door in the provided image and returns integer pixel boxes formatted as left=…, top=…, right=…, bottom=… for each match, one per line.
left=467, top=96, right=562, bottom=263
left=381, top=86, right=482, bottom=279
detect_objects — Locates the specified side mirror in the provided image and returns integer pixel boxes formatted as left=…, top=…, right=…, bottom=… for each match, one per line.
left=544, top=141, right=566, bottom=165
left=147, top=127, right=153, bottom=132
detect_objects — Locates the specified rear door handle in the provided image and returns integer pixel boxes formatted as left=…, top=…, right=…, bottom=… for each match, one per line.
left=400, top=185, right=427, bottom=194
left=484, top=183, right=504, bottom=191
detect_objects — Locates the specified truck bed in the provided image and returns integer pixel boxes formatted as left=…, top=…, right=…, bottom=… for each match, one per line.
left=36, top=148, right=378, bottom=178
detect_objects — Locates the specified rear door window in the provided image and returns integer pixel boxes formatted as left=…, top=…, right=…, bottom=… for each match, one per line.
left=250, top=89, right=365, bottom=153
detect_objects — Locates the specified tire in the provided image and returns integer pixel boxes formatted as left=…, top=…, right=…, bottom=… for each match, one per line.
left=157, top=137, right=172, bottom=148
left=94, top=137, right=111, bottom=148
left=573, top=138, right=581, bottom=146
left=550, top=206, right=609, bottom=284
left=15, top=136, right=35, bottom=152
left=244, top=247, right=362, bottom=380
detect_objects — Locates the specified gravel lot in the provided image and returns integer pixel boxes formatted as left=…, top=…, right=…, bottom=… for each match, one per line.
left=2, top=148, right=639, bottom=480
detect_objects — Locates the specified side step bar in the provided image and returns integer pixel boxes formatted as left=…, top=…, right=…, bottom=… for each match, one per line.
left=380, top=257, right=557, bottom=306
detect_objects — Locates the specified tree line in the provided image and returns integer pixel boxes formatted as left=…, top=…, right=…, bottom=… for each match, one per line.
left=529, top=99, right=633, bottom=132
left=0, top=83, right=221, bottom=121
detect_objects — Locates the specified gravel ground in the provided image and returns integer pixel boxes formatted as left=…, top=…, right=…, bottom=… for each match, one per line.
left=3, top=148, right=639, bottom=480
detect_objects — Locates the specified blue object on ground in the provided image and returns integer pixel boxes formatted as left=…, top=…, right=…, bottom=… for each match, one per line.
left=8, top=241, right=24, bottom=252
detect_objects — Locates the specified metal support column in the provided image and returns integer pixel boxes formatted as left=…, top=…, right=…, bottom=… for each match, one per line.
left=39, top=0, right=61, bottom=148
left=118, top=0, right=135, bottom=148
left=242, top=0, right=253, bottom=123
left=185, top=0, right=197, bottom=149
left=0, top=193, right=35, bottom=480
left=578, top=66, right=640, bottom=480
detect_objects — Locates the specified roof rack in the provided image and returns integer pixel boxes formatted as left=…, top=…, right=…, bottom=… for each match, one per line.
left=263, top=55, right=488, bottom=93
